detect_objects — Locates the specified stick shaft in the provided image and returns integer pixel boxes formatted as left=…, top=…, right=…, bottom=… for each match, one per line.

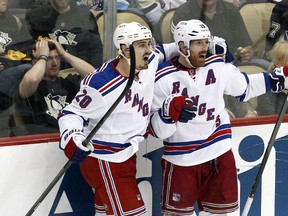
left=241, top=94, right=288, bottom=216
left=242, top=197, right=254, bottom=216
left=25, top=161, right=73, bottom=216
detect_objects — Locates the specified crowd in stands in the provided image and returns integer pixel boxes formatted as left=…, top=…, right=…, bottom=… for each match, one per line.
left=0, top=0, right=288, bottom=138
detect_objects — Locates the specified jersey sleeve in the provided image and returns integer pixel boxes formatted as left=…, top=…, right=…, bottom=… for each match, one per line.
left=224, top=64, right=269, bottom=102
left=155, top=43, right=178, bottom=64
left=58, top=85, right=107, bottom=149
left=149, top=74, right=177, bottom=139
left=58, top=114, right=84, bottom=150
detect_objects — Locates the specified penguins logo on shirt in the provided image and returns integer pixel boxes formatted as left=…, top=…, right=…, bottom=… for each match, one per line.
left=45, top=93, right=69, bottom=119
left=0, top=31, right=12, bottom=54
left=49, top=29, right=77, bottom=46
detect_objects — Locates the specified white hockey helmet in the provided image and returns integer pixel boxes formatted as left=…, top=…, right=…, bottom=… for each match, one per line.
left=113, top=22, right=152, bottom=54
left=173, top=19, right=211, bottom=54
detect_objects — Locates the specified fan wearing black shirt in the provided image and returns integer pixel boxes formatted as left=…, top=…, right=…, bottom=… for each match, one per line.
left=265, top=0, right=288, bottom=59
left=12, top=39, right=95, bottom=135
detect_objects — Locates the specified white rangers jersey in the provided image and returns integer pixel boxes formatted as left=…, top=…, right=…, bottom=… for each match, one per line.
left=58, top=43, right=178, bottom=163
left=150, top=54, right=273, bottom=166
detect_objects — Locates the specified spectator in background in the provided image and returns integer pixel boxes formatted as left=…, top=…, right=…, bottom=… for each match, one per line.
left=0, top=0, right=27, bottom=70
left=257, top=40, right=288, bottom=115
left=0, top=0, right=22, bottom=43
left=25, top=0, right=103, bottom=69
left=0, top=0, right=31, bottom=116
left=0, top=63, right=31, bottom=114
left=158, top=0, right=241, bottom=10
left=5, top=0, right=33, bottom=9
left=264, top=0, right=288, bottom=60
left=11, top=39, right=95, bottom=136
left=171, top=0, right=255, bottom=63
left=133, top=0, right=164, bottom=42
left=133, top=0, right=241, bottom=42
left=76, top=0, right=132, bottom=16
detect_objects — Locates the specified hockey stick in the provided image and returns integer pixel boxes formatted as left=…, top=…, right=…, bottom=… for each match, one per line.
left=25, top=45, right=136, bottom=216
left=241, top=93, right=288, bottom=216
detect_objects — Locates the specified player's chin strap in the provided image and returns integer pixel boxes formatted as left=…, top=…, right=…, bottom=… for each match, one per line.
left=184, top=56, right=195, bottom=68
left=118, top=45, right=134, bottom=66
left=120, top=52, right=131, bottom=65
left=119, top=50, right=140, bottom=74
left=179, top=48, right=196, bottom=68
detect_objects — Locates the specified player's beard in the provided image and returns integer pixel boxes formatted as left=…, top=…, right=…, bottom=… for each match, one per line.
left=190, top=52, right=206, bottom=67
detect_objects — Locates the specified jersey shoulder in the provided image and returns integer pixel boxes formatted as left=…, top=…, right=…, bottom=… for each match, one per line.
left=82, top=58, right=125, bottom=91
left=155, top=58, right=179, bottom=82
left=205, top=54, right=225, bottom=66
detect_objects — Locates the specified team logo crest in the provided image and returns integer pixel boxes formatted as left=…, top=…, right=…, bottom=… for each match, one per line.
left=172, top=193, right=181, bottom=202
left=137, top=193, right=142, bottom=201
left=0, top=31, right=12, bottom=54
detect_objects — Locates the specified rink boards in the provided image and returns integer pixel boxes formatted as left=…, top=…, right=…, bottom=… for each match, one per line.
left=0, top=115, right=288, bottom=216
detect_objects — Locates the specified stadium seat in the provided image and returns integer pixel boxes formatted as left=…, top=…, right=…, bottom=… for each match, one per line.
left=58, top=68, right=79, bottom=78
left=239, top=2, right=275, bottom=58
left=158, top=9, right=175, bottom=43
left=9, top=8, right=27, bottom=20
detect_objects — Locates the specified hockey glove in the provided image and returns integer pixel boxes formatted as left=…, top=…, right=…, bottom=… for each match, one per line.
left=162, top=94, right=197, bottom=123
left=269, top=66, right=288, bottom=93
left=209, top=36, right=227, bottom=55
left=64, top=132, right=94, bottom=163
left=208, top=36, right=234, bottom=63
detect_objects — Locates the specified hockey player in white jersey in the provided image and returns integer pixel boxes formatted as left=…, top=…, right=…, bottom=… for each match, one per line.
left=149, top=20, right=288, bottom=216
left=57, top=22, right=182, bottom=216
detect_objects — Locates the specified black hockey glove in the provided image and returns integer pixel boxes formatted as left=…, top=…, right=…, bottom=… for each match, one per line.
left=269, top=66, right=288, bottom=93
